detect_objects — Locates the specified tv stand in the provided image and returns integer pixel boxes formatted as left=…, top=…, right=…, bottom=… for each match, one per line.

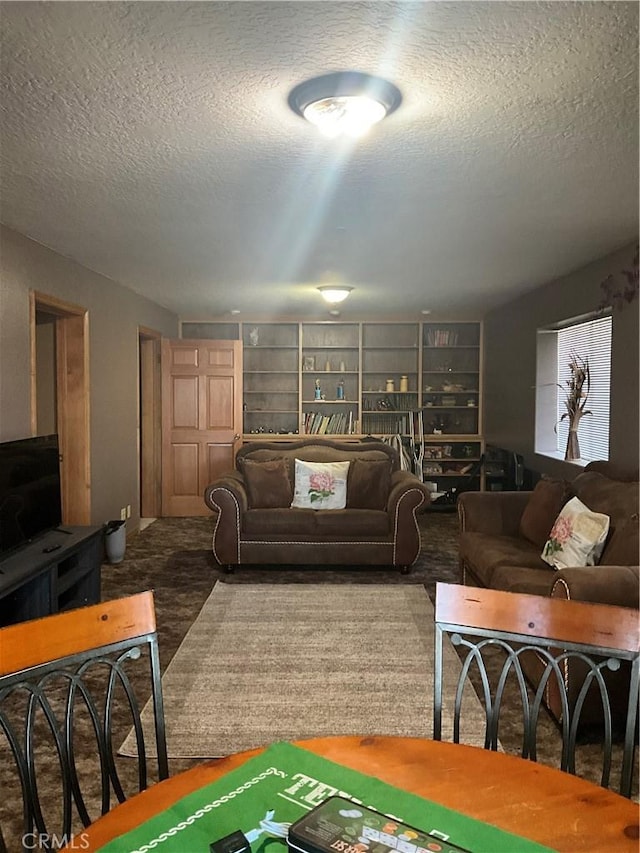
left=0, top=526, right=103, bottom=626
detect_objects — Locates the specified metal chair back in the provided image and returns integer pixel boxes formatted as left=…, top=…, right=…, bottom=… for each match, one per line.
left=0, top=591, right=168, bottom=848
left=434, top=582, right=639, bottom=798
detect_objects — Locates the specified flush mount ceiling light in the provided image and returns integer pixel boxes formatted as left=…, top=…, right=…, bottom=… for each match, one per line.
left=317, top=285, right=354, bottom=304
left=289, top=71, right=402, bottom=139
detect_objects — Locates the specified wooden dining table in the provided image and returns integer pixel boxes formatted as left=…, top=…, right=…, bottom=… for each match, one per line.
left=74, top=735, right=638, bottom=852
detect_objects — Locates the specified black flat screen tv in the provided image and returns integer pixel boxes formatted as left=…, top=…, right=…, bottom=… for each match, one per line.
left=0, top=434, right=62, bottom=559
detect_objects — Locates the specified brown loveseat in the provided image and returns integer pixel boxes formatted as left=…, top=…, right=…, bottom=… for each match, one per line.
left=457, top=461, right=639, bottom=726
left=203, top=438, right=430, bottom=573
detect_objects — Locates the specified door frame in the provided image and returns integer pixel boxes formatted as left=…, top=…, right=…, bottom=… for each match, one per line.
left=138, top=326, right=162, bottom=518
left=30, top=291, right=91, bottom=525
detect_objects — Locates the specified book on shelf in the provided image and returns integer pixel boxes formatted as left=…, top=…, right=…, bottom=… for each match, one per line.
left=426, top=328, right=459, bottom=347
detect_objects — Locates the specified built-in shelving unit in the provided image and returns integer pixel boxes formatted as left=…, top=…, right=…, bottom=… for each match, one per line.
left=361, top=323, right=419, bottom=438
left=301, top=323, right=360, bottom=436
left=241, top=322, right=299, bottom=436
left=180, top=318, right=484, bottom=490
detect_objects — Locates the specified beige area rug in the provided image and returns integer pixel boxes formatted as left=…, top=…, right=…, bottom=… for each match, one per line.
left=120, top=583, right=488, bottom=758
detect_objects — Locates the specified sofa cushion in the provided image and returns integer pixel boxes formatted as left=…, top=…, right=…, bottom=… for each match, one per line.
left=541, top=496, right=610, bottom=570
left=291, top=459, right=350, bottom=510
left=489, top=564, right=557, bottom=596
left=347, top=458, right=392, bottom=510
left=519, top=478, right=570, bottom=548
left=243, top=508, right=389, bottom=537
left=240, top=458, right=292, bottom=509
left=314, top=508, right=389, bottom=536
left=459, top=531, right=548, bottom=586
left=573, top=472, right=639, bottom=565
left=244, top=508, right=319, bottom=536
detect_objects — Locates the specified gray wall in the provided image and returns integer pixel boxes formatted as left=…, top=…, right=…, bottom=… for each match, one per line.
left=483, top=242, right=639, bottom=479
left=0, top=224, right=178, bottom=529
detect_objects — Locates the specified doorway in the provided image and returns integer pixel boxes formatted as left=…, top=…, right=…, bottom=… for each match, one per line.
left=138, top=327, right=162, bottom=520
left=30, top=291, right=90, bottom=525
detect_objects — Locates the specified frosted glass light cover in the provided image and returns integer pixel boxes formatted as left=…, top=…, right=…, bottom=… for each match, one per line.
left=317, top=286, right=353, bottom=303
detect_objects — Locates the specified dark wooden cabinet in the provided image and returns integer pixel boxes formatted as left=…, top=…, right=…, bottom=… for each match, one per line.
left=0, top=526, right=103, bottom=626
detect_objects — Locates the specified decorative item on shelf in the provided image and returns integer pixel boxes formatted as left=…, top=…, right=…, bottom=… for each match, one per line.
left=424, top=462, right=443, bottom=474
left=339, top=360, right=346, bottom=372
left=325, top=358, right=332, bottom=372
left=462, top=444, right=475, bottom=457
left=249, top=327, right=259, bottom=347
left=336, top=379, right=345, bottom=400
left=314, top=379, right=322, bottom=400
left=556, top=351, right=591, bottom=461
left=441, top=395, right=456, bottom=407
left=430, top=415, right=448, bottom=434
left=467, top=399, right=476, bottom=407
left=385, top=378, right=395, bottom=392
left=399, top=375, right=408, bottom=393
left=303, top=356, right=315, bottom=371
left=376, top=397, right=393, bottom=411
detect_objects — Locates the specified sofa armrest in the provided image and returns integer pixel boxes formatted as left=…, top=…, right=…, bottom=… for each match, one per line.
left=551, top=565, right=639, bottom=608
left=457, top=491, right=532, bottom=536
left=203, top=472, right=249, bottom=566
left=387, top=473, right=431, bottom=566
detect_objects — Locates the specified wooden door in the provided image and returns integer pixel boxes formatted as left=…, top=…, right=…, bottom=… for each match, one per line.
left=161, top=339, right=242, bottom=516
left=30, top=292, right=91, bottom=525
left=139, top=328, right=162, bottom=519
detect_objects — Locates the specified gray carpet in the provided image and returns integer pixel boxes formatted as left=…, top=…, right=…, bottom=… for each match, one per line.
left=120, top=582, right=487, bottom=758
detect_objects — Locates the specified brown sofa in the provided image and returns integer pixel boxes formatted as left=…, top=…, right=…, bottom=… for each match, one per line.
left=457, top=461, right=639, bottom=726
left=203, top=438, right=430, bottom=573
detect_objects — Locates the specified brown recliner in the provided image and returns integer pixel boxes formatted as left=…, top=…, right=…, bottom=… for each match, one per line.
left=204, top=439, right=430, bottom=573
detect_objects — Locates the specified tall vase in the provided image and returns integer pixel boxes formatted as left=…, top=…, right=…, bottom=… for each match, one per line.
left=565, top=428, right=580, bottom=461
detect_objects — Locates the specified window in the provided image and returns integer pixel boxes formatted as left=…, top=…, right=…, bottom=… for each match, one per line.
left=535, top=314, right=612, bottom=463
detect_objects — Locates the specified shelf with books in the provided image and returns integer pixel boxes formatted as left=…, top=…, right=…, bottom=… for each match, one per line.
left=361, top=411, right=415, bottom=436
left=421, top=321, right=481, bottom=438
left=302, top=407, right=358, bottom=436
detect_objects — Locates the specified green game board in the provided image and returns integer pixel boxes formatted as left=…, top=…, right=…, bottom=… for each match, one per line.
left=97, top=742, right=554, bottom=853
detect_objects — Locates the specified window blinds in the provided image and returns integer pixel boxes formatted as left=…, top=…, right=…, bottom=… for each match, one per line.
left=556, top=316, right=612, bottom=462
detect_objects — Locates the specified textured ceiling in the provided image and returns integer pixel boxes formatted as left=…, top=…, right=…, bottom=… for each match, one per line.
left=0, top=1, right=638, bottom=320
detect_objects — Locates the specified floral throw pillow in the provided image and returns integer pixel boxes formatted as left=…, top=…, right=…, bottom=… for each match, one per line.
left=541, top=496, right=610, bottom=570
left=291, top=459, right=350, bottom=510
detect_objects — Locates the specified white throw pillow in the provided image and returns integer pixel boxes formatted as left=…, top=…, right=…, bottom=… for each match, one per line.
left=541, top=496, right=610, bottom=570
left=291, top=459, right=350, bottom=510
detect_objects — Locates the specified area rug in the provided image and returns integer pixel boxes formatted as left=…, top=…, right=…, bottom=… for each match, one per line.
left=120, top=582, right=487, bottom=758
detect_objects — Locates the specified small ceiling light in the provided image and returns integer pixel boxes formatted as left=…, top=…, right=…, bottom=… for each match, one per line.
left=289, top=71, right=402, bottom=139
left=317, top=285, right=354, bottom=304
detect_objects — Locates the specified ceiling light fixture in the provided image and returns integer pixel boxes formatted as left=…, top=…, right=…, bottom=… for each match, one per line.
left=317, top=285, right=353, bottom=304
left=289, top=71, right=402, bottom=139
